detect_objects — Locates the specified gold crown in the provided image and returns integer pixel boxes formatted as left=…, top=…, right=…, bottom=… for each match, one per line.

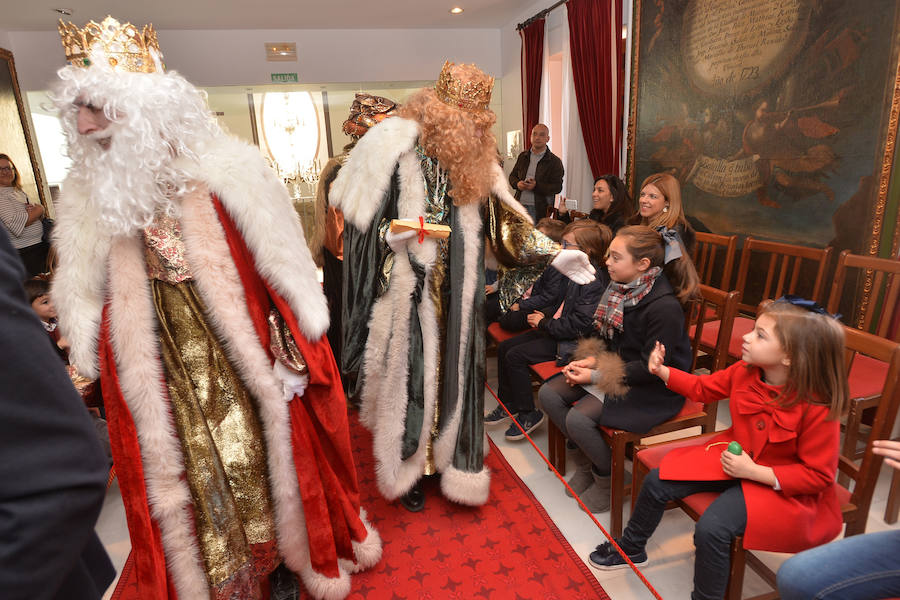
left=434, top=61, right=494, bottom=112
left=58, top=16, right=164, bottom=74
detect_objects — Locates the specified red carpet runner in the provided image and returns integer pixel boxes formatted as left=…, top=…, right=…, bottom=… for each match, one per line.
left=113, top=414, right=609, bottom=599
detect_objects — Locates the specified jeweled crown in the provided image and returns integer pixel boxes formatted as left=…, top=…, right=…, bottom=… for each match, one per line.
left=434, top=61, right=494, bottom=112
left=58, top=16, right=164, bottom=74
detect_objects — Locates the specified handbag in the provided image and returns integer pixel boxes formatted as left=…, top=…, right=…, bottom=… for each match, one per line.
left=41, top=217, right=55, bottom=243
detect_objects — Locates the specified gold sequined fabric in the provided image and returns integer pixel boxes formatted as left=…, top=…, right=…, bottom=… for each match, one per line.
left=268, top=309, right=308, bottom=375
left=484, top=197, right=560, bottom=312
left=151, top=278, right=278, bottom=596
left=143, top=213, right=193, bottom=283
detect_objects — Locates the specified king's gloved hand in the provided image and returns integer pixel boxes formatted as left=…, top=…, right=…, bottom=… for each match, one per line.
left=551, top=249, right=596, bottom=284
left=385, top=229, right=418, bottom=253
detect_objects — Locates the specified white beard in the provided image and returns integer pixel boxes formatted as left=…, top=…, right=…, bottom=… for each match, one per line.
left=64, top=123, right=190, bottom=237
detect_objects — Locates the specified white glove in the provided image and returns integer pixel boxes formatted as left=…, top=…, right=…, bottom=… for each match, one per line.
left=385, top=229, right=418, bottom=253
left=550, top=249, right=596, bottom=284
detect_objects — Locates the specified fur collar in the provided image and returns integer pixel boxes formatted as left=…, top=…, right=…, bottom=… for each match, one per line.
left=329, top=117, right=420, bottom=231
left=52, top=134, right=328, bottom=377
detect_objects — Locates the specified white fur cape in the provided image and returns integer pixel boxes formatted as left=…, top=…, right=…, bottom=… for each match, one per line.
left=51, top=136, right=380, bottom=600
left=330, top=117, right=530, bottom=506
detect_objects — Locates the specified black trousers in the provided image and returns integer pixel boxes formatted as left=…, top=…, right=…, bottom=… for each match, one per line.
left=17, top=241, right=49, bottom=278
left=322, top=248, right=342, bottom=371
left=622, top=468, right=747, bottom=600
left=496, top=329, right=557, bottom=413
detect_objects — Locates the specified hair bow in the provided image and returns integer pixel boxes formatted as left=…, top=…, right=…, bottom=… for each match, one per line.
left=776, top=295, right=841, bottom=320
left=656, top=227, right=683, bottom=264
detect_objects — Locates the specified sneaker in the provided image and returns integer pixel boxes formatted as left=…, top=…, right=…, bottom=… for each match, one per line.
left=588, top=541, right=648, bottom=571
left=504, top=410, right=546, bottom=441
left=484, top=405, right=516, bottom=426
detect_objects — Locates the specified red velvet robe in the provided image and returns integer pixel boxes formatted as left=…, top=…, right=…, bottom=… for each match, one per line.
left=100, top=197, right=368, bottom=598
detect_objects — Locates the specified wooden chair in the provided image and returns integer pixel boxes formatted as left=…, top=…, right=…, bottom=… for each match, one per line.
left=698, top=237, right=833, bottom=363
left=825, top=250, right=900, bottom=516
left=632, top=326, right=900, bottom=600
left=598, top=285, right=741, bottom=537
left=692, top=232, right=738, bottom=291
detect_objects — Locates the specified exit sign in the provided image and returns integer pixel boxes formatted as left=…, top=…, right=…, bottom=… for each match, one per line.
left=271, top=72, right=298, bottom=83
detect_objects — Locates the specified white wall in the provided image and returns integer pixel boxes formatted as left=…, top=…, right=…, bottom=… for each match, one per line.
left=8, top=28, right=501, bottom=92
left=0, top=29, right=9, bottom=49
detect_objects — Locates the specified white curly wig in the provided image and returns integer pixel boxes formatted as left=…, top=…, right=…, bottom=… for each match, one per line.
left=50, top=64, right=224, bottom=236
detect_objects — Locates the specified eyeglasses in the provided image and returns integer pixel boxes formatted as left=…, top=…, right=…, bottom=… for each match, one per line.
left=0, top=167, right=14, bottom=173
left=562, top=240, right=581, bottom=250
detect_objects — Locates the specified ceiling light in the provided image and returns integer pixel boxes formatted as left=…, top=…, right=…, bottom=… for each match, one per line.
left=450, top=7, right=464, bottom=14
left=265, top=42, right=297, bottom=62
left=621, top=25, right=628, bottom=40
left=54, top=7, right=73, bottom=15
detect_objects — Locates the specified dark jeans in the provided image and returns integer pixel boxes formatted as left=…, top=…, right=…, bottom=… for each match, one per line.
left=622, top=468, right=747, bottom=600
left=777, top=529, right=900, bottom=600
left=496, top=329, right=557, bottom=414
left=539, top=375, right=611, bottom=474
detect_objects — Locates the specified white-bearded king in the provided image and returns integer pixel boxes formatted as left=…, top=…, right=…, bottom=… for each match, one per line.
left=331, top=61, right=595, bottom=512
left=50, top=16, right=380, bottom=600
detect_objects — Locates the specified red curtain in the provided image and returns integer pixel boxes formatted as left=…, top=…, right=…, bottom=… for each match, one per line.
left=520, top=18, right=545, bottom=150
left=567, top=0, right=624, bottom=176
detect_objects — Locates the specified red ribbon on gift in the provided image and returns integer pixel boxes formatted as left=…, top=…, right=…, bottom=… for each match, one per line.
left=418, top=216, right=426, bottom=244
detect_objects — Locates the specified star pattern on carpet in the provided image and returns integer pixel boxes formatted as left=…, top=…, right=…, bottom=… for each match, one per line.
left=443, top=577, right=462, bottom=591
left=463, top=556, right=479, bottom=570
left=482, top=537, right=499, bottom=549
left=433, top=549, right=451, bottom=562
left=495, top=562, right=514, bottom=577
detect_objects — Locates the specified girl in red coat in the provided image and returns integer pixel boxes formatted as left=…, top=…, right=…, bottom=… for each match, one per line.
left=589, top=299, right=849, bottom=600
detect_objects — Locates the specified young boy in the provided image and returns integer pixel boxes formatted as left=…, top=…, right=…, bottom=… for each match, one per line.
left=23, top=278, right=68, bottom=363
left=24, top=277, right=112, bottom=467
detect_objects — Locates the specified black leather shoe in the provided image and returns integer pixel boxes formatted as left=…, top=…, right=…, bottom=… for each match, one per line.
left=399, top=482, right=425, bottom=512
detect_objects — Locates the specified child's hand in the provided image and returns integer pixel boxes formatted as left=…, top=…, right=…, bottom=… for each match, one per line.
left=569, top=356, right=596, bottom=370
left=874, top=439, right=900, bottom=471
left=647, top=341, right=670, bottom=383
left=563, top=364, right=593, bottom=386
left=721, top=449, right=758, bottom=479
left=510, top=303, right=520, bottom=312
left=526, top=311, right=544, bottom=328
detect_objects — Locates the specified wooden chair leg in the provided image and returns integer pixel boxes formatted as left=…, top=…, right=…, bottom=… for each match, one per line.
left=885, top=468, right=900, bottom=525
left=632, top=455, right=649, bottom=512
left=610, top=433, right=628, bottom=538
left=840, top=402, right=863, bottom=487
left=726, top=536, right=746, bottom=600
left=547, top=420, right=566, bottom=475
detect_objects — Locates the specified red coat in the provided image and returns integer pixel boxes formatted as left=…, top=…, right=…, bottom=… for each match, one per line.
left=659, top=362, right=843, bottom=552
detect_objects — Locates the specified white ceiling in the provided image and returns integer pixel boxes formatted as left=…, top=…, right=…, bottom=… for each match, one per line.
left=2, top=0, right=529, bottom=30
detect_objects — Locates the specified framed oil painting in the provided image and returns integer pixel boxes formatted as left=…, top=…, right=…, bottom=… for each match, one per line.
left=627, top=0, right=900, bottom=256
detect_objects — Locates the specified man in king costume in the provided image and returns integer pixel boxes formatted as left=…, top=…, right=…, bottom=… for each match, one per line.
left=51, top=17, right=380, bottom=600
left=331, top=62, right=595, bottom=511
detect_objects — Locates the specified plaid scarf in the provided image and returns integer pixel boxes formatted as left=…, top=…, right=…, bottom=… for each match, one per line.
left=593, top=267, right=662, bottom=339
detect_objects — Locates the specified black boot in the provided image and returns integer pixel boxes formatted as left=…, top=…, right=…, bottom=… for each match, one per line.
left=400, top=481, right=425, bottom=512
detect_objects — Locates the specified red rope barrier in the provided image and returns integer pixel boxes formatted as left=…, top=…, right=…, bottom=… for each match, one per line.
left=484, top=381, right=664, bottom=600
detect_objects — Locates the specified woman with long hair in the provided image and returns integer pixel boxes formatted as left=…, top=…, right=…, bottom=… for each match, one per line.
left=627, top=172, right=695, bottom=255
left=0, top=153, right=48, bottom=276
left=559, top=174, right=634, bottom=234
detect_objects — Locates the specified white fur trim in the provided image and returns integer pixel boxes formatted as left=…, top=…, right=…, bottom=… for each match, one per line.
left=296, top=564, right=351, bottom=600
left=106, top=237, right=208, bottom=598
left=490, top=162, right=533, bottom=224
left=440, top=465, right=491, bottom=506
left=345, top=509, right=382, bottom=573
left=330, top=117, right=420, bottom=231
left=432, top=200, right=490, bottom=509
left=50, top=178, right=110, bottom=378
left=175, top=136, right=329, bottom=341
left=357, top=147, right=442, bottom=501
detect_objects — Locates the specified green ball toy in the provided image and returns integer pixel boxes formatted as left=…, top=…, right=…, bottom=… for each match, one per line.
left=727, top=441, right=743, bottom=455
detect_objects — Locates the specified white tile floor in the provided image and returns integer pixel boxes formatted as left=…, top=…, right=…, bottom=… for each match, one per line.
left=96, top=369, right=900, bottom=600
